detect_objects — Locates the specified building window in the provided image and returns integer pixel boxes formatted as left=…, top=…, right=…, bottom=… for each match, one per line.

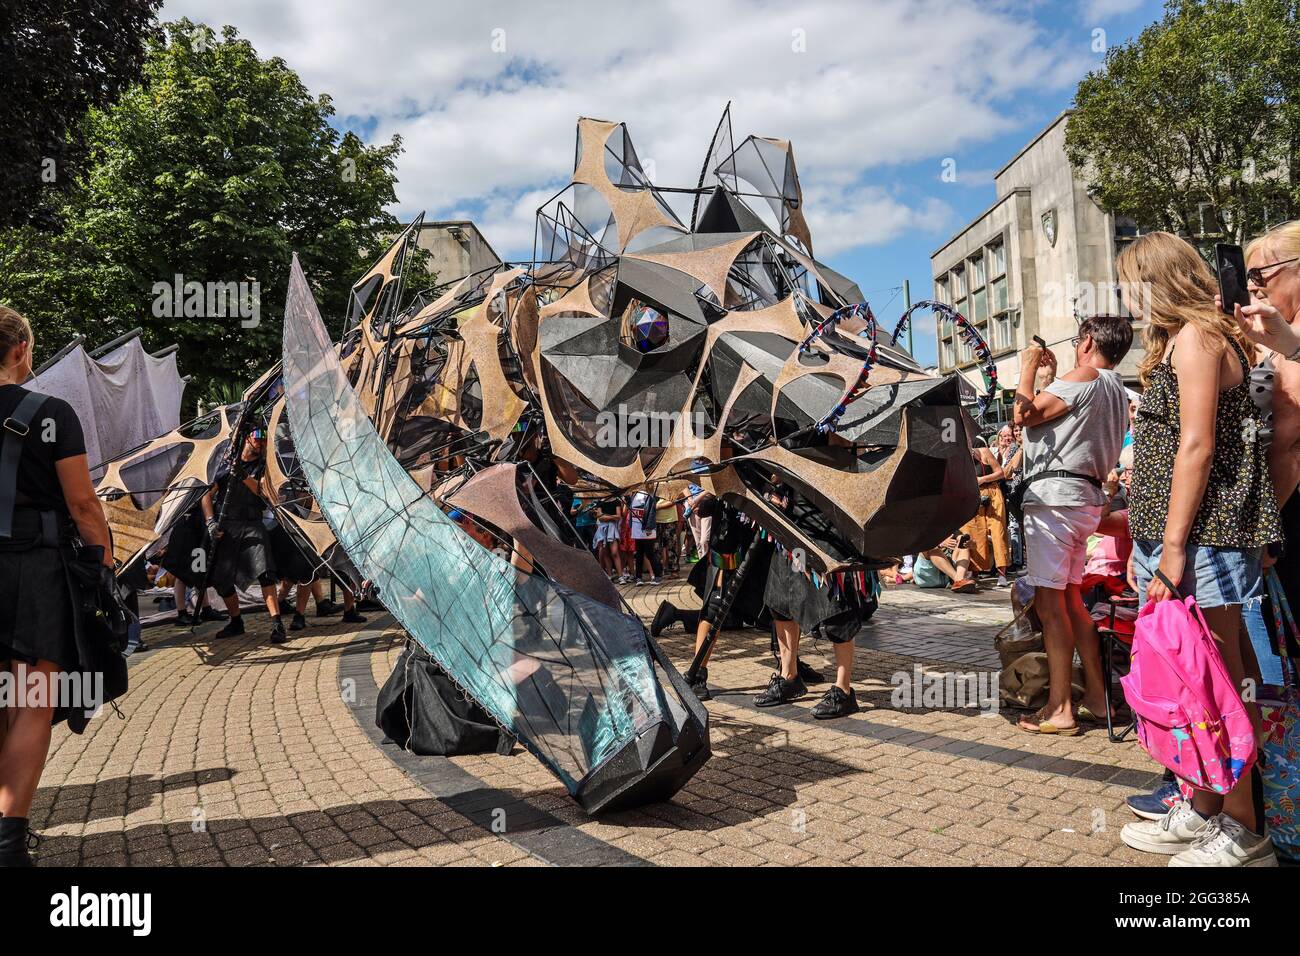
left=992, top=311, right=1014, bottom=352
left=958, top=333, right=973, bottom=365
left=969, top=253, right=987, bottom=324
left=987, top=239, right=1011, bottom=353
left=1197, top=202, right=1220, bottom=237
left=942, top=339, right=956, bottom=369
left=934, top=276, right=948, bottom=304
left=952, top=265, right=968, bottom=321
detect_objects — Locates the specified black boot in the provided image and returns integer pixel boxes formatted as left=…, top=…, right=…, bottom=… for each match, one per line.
left=650, top=601, right=678, bottom=637
left=290, top=612, right=307, bottom=631
left=214, top=614, right=245, bottom=639
left=269, top=615, right=287, bottom=644
left=0, top=816, right=34, bottom=868
left=342, top=608, right=367, bottom=624
left=688, top=667, right=711, bottom=702
left=797, top=658, right=825, bottom=685
left=315, top=599, right=343, bottom=616
left=754, top=671, right=807, bottom=708
left=811, top=685, right=860, bottom=720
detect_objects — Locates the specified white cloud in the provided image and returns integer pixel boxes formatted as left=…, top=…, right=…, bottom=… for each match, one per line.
left=161, top=0, right=1092, bottom=259
left=803, top=186, right=953, bottom=257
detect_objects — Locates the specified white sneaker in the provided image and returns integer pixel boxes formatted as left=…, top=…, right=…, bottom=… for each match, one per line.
left=1120, top=800, right=1210, bottom=855
left=996, top=574, right=1010, bottom=588
left=1168, top=813, right=1279, bottom=867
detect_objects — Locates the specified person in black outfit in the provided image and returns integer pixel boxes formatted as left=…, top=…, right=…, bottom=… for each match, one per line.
left=753, top=478, right=865, bottom=719
left=202, top=428, right=287, bottom=643
left=0, top=307, right=115, bottom=867
left=157, top=500, right=226, bottom=627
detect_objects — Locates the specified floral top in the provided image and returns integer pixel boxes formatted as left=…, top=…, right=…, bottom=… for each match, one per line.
left=1129, top=336, right=1281, bottom=548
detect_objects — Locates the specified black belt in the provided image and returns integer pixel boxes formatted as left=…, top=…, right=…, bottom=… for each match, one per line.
left=0, top=506, right=64, bottom=550
left=1022, top=469, right=1103, bottom=490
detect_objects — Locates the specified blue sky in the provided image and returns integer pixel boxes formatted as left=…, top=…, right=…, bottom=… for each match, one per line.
left=162, top=0, right=1167, bottom=366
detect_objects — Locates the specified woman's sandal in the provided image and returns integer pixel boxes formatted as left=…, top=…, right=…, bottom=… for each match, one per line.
left=1017, top=710, right=1082, bottom=736
left=1075, top=704, right=1115, bottom=725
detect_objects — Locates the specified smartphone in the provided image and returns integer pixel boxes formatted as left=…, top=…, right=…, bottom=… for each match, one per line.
left=1215, top=242, right=1250, bottom=315
left=1031, top=335, right=1046, bottom=348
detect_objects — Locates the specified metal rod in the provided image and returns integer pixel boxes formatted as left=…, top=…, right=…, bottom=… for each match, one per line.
left=89, top=327, right=143, bottom=358
left=684, top=534, right=765, bottom=684
left=902, top=279, right=913, bottom=354
left=31, top=335, right=85, bottom=377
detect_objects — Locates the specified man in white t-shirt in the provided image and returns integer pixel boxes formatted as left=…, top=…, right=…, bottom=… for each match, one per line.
left=1012, top=314, right=1133, bottom=736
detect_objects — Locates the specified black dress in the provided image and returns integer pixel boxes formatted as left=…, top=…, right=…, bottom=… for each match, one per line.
left=158, top=505, right=208, bottom=586
left=759, top=486, right=867, bottom=644
left=209, top=458, right=278, bottom=594
left=0, top=384, right=85, bottom=671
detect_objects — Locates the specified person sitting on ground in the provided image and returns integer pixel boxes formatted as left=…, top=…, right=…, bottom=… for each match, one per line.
left=1012, top=313, right=1133, bottom=737
left=916, top=534, right=978, bottom=592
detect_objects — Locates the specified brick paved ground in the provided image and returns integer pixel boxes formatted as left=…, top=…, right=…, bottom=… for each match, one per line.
left=29, top=574, right=1165, bottom=866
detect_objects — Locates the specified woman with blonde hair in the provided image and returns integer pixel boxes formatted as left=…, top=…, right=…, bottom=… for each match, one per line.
left=0, top=305, right=114, bottom=867
left=1231, top=219, right=1300, bottom=366
left=1116, top=233, right=1280, bottom=867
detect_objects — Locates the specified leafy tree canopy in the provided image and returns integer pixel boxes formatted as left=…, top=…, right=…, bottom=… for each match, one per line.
left=1066, top=0, right=1300, bottom=243
left=1, top=20, right=412, bottom=408
left=0, top=0, right=161, bottom=229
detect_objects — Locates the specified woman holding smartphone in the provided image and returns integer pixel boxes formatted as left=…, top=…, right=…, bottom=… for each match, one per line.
left=1116, top=233, right=1280, bottom=867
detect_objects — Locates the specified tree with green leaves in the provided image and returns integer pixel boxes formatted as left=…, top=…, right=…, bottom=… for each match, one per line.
left=1, top=19, right=411, bottom=407
left=0, top=0, right=161, bottom=229
left=1066, top=0, right=1300, bottom=243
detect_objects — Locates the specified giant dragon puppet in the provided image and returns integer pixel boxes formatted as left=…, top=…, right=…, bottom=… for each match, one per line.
left=96, top=108, right=992, bottom=814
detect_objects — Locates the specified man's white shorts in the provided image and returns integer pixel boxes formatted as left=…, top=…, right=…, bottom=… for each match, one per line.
left=1021, top=503, right=1103, bottom=591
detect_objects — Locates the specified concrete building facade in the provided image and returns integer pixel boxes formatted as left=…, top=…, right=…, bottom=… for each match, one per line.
left=406, top=220, right=503, bottom=285
left=930, top=112, right=1145, bottom=400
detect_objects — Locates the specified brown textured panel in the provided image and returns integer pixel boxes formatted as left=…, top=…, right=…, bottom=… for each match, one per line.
left=624, top=232, right=760, bottom=303
left=445, top=463, right=621, bottom=609
left=571, top=117, right=684, bottom=252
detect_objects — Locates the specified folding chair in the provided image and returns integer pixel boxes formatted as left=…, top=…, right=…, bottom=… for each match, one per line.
left=1094, top=591, right=1138, bottom=742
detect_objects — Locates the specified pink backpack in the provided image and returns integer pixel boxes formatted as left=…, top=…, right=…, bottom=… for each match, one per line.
left=1121, top=593, right=1257, bottom=793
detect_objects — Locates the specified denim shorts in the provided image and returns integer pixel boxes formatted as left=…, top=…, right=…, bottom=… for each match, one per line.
left=1132, top=539, right=1262, bottom=609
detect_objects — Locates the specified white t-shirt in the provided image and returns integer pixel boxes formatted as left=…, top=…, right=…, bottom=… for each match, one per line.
left=629, top=491, right=657, bottom=539
left=1022, top=368, right=1128, bottom=508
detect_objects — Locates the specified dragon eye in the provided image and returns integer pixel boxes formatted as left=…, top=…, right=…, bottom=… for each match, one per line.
left=625, top=301, right=669, bottom=353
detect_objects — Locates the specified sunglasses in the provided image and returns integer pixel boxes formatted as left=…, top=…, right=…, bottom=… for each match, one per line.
left=1247, top=256, right=1299, bottom=287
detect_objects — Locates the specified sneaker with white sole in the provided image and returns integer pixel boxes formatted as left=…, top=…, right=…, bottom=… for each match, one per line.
left=1126, top=779, right=1182, bottom=821
left=1168, top=813, right=1278, bottom=867
left=1120, top=800, right=1210, bottom=855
